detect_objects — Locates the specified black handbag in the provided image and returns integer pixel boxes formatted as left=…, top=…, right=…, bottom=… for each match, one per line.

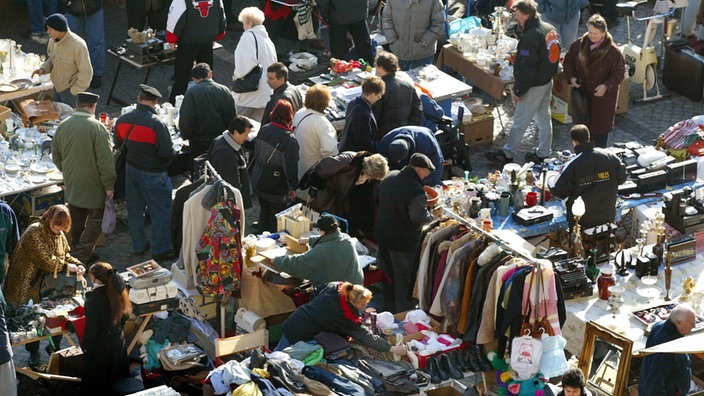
left=568, top=86, right=590, bottom=125
left=232, top=31, right=263, bottom=93
left=114, top=123, right=136, bottom=171
left=257, top=142, right=288, bottom=195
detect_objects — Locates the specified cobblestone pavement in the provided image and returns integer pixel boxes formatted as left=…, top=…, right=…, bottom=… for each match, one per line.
left=2, top=0, right=703, bottom=370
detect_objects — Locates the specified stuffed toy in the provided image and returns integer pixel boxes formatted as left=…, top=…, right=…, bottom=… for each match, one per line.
left=488, top=350, right=511, bottom=396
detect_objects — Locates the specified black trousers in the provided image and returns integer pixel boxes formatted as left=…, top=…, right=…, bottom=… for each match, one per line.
left=68, top=204, right=104, bottom=264
left=126, top=6, right=169, bottom=32
left=328, top=20, right=373, bottom=65
left=169, top=43, right=214, bottom=103
left=258, top=196, right=288, bottom=233
left=592, top=134, right=608, bottom=148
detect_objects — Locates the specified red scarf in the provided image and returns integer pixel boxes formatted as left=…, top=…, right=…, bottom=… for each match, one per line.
left=271, top=121, right=293, bottom=132
left=338, top=283, right=362, bottom=324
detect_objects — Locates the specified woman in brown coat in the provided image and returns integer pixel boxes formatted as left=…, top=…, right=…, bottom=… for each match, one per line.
left=3, top=204, right=85, bottom=367
left=563, top=14, right=626, bottom=148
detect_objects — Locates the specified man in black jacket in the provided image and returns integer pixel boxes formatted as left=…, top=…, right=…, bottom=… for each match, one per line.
left=549, top=124, right=627, bottom=229
left=179, top=63, right=236, bottom=156
left=377, top=153, right=434, bottom=312
left=208, top=116, right=254, bottom=209
left=486, top=0, right=559, bottom=165
left=262, top=62, right=303, bottom=125
left=372, top=52, right=422, bottom=138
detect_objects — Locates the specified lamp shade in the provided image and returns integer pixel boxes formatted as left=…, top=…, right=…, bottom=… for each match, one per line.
left=572, top=196, right=586, bottom=217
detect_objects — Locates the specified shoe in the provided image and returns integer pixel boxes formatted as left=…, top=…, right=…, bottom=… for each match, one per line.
left=466, top=347, right=482, bottom=372
left=449, top=349, right=468, bottom=372
left=424, top=356, right=442, bottom=384
left=133, top=242, right=150, bottom=255
left=90, top=75, right=102, bottom=89
left=472, top=345, right=493, bottom=372
left=525, top=152, right=547, bottom=164
left=30, top=32, right=49, bottom=45
left=28, top=350, right=40, bottom=369
left=439, top=353, right=464, bottom=380
left=152, top=250, right=176, bottom=262
left=485, top=150, right=513, bottom=165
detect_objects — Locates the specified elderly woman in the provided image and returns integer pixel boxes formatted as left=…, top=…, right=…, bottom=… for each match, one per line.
left=4, top=205, right=85, bottom=367
left=251, top=100, right=300, bottom=232
left=563, top=14, right=625, bottom=148
left=293, top=84, right=339, bottom=189
left=306, top=151, right=388, bottom=237
left=232, top=7, right=278, bottom=121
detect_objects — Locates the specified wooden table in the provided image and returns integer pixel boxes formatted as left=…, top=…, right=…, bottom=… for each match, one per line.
left=12, top=329, right=77, bottom=349
left=0, top=81, right=53, bottom=104
left=436, top=44, right=514, bottom=101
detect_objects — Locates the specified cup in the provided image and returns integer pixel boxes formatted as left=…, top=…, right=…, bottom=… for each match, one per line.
left=99, top=112, right=108, bottom=125
left=525, top=191, right=539, bottom=207
left=499, top=192, right=511, bottom=217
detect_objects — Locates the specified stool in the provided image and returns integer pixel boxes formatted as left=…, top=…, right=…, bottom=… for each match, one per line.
left=111, top=377, right=145, bottom=395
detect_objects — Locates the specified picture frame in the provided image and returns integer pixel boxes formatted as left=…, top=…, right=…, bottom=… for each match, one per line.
left=578, top=321, right=634, bottom=396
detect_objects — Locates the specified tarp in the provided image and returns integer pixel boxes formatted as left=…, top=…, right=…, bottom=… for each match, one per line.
left=636, top=331, right=704, bottom=355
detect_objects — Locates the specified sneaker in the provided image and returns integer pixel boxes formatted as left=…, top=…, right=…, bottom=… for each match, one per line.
left=90, top=75, right=102, bottom=88
left=30, top=32, right=49, bottom=45
left=485, top=150, right=513, bottom=165
left=525, top=152, right=547, bottom=164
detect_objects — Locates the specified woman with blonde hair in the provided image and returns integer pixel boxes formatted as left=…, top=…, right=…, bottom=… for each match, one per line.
left=281, top=282, right=406, bottom=355
left=232, top=6, right=278, bottom=120
left=81, top=262, right=132, bottom=395
left=3, top=204, right=85, bottom=368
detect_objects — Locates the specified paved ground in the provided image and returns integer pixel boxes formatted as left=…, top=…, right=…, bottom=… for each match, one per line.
left=2, top=0, right=703, bottom=371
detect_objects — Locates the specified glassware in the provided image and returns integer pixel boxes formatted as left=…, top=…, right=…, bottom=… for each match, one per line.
left=637, top=275, right=661, bottom=305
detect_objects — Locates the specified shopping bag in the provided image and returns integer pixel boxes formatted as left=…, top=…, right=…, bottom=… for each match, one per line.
left=102, top=197, right=117, bottom=234
left=569, top=87, right=590, bottom=125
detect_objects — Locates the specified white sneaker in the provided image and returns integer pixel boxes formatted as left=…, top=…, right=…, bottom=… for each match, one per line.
left=31, top=33, right=49, bottom=45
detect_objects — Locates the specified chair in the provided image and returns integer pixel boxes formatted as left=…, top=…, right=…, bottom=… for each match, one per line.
left=214, top=328, right=269, bottom=366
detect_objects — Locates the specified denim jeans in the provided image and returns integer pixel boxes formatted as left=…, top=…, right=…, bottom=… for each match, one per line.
left=28, top=0, right=57, bottom=33
left=398, top=55, right=435, bottom=71
left=125, top=164, right=173, bottom=255
left=682, top=0, right=702, bottom=35
left=53, top=88, right=76, bottom=107
left=541, top=11, right=581, bottom=49
left=502, top=81, right=553, bottom=159
left=65, top=10, right=105, bottom=76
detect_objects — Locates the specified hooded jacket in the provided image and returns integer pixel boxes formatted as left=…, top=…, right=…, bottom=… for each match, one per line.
left=513, top=17, right=560, bottom=97
left=550, top=141, right=626, bottom=229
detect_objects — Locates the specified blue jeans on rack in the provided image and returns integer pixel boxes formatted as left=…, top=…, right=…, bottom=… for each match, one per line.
left=65, top=9, right=105, bottom=76
left=502, top=81, right=553, bottom=160
left=125, top=164, right=173, bottom=255
left=28, top=0, right=57, bottom=33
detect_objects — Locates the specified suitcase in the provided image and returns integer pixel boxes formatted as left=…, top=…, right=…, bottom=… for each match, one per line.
left=129, top=267, right=173, bottom=289
left=663, top=45, right=704, bottom=101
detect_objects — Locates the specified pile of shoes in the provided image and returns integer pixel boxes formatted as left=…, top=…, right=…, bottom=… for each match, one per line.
left=422, top=345, right=494, bottom=384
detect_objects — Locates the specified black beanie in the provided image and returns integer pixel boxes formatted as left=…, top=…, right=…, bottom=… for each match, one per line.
left=45, top=13, right=68, bottom=32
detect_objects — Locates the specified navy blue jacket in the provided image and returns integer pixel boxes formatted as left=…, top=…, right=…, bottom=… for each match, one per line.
left=339, top=96, right=378, bottom=153
left=639, top=320, right=691, bottom=396
left=378, top=126, right=444, bottom=186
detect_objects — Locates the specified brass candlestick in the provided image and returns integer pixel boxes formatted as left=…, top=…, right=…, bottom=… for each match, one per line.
left=572, top=215, right=585, bottom=259
left=665, top=251, right=672, bottom=301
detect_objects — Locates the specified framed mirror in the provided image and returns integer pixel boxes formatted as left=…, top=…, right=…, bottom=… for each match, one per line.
left=578, top=321, right=634, bottom=396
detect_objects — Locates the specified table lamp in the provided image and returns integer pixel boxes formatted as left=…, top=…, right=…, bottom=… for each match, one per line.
left=572, top=197, right=586, bottom=259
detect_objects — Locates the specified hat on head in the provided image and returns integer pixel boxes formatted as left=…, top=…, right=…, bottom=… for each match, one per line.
left=409, top=153, right=435, bottom=171
left=388, top=139, right=410, bottom=168
left=45, top=13, right=68, bottom=32
left=76, top=92, right=99, bottom=105
left=139, top=84, right=162, bottom=99
left=316, top=214, right=338, bottom=232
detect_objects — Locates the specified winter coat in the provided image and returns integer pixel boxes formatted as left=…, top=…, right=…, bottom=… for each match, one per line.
left=251, top=122, right=299, bottom=202
left=67, top=0, right=103, bottom=16
left=52, top=108, right=116, bottom=209
left=166, top=0, right=225, bottom=45
left=563, top=35, right=626, bottom=136
left=39, top=30, right=92, bottom=95
left=262, top=82, right=304, bottom=125
left=377, top=126, right=444, bottom=186
left=208, top=133, right=253, bottom=209
left=282, top=282, right=391, bottom=352
left=317, top=0, right=367, bottom=25
left=3, top=221, right=81, bottom=306
left=232, top=26, right=278, bottom=109
left=339, top=96, right=378, bottom=152
left=382, top=0, right=446, bottom=61
left=372, top=72, right=422, bottom=136
left=639, top=320, right=691, bottom=396
left=537, top=0, right=587, bottom=27
left=179, top=79, right=236, bottom=156
left=114, top=104, right=175, bottom=172
left=274, top=230, right=363, bottom=287
left=550, top=141, right=627, bottom=229
left=293, top=108, right=339, bottom=180
left=377, top=166, right=433, bottom=251
left=308, top=151, right=367, bottom=215
left=513, top=18, right=560, bottom=97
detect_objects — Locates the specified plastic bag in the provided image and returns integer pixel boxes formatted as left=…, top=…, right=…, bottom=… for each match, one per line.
left=448, top=16, right=482, bottom=35
left=102, top=196, right=117, bottom=234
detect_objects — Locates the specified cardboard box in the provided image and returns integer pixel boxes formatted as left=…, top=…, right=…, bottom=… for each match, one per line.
left=461, top=114, right=495, bottom=147
left=616, top=78, right=629, bottom=115
left=388, top=310, right=442, bottom=343
left=0, top=105, right=10, bottom=124
left=550, top=95, right=573, bottom=124
left=10, top=186, right=64, bottom=217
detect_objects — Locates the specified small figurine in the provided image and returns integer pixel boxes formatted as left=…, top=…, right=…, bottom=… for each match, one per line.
left=681, top=276, right=696, bottom=301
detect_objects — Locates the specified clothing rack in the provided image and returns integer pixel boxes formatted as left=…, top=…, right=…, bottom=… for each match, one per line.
left=441, top=207, right=539, bottom=266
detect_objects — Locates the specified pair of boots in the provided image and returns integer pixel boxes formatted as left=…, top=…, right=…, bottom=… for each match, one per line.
left=464, top=344, right=493, bottom=372
left=424, top=353, right=464, bottom=384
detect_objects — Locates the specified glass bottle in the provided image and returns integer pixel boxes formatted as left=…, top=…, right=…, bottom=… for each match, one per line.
left=597, top=266, right=616, bottom=300
left=585, top=248, right=600, bottom=283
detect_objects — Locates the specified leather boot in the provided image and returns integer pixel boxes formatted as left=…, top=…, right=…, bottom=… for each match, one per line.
left=424, top=356, right=442, bottom=384
left=449, top=349, right=468, bottom=372
left=473, top=345, right=493, bottom=371
left=439, top=353, right=464, bottom=380
left=465, top=348, right=482, bottom=372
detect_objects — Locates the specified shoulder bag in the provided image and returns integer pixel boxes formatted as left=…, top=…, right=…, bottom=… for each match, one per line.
left=114, top=123, right=136, bottom=172
left=232, top=31, right=263, bottom=93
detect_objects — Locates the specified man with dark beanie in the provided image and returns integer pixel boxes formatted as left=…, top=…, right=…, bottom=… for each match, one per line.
left=32, top=13, right=93, bottom=106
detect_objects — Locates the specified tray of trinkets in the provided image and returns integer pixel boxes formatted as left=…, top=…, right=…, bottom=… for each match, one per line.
left=127, top=259, right=162, bottom=278
left=631, top=302, right=704, bottom=332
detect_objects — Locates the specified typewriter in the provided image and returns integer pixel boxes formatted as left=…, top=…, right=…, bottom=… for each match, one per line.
left=554, top=258, right=594, bottom=299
